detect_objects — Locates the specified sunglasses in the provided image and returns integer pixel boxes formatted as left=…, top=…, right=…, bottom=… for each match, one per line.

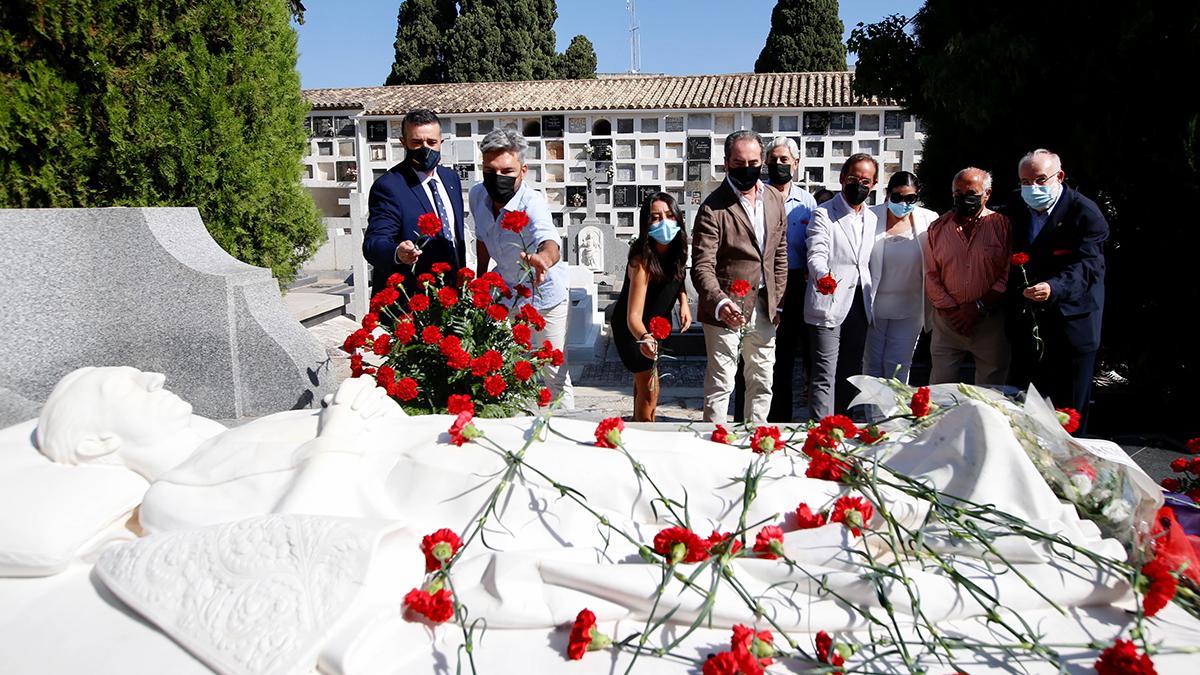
left=889, top=193, right=919, bottom=205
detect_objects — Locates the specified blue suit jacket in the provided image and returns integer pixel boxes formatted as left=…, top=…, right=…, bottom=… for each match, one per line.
left=1003, top=187, right=1107, bottom=352
left=363, top=163, right=467, bottom=297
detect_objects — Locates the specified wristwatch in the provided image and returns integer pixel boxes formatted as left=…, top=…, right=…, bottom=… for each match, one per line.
left=975, top=300, right=988, bottom=315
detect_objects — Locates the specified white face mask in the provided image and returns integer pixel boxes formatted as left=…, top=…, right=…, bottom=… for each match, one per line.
left=648, top=218, right=679, bottom=245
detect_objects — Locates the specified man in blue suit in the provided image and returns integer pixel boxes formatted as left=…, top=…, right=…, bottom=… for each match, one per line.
left=363, top=109, right=466, bottom=304
left=1004, top=149, right=1107, bottom=427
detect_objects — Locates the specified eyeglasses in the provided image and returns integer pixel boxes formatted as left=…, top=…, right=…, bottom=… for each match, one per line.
left=889, top=193, right=919, bottom=205
left=1018, top=174, right=1058, bottom=187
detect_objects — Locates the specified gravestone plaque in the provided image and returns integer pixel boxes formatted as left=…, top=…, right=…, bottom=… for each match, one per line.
left=665, top=116, right=685, bottom=132
left=314, top=117, right=334, bottom=137
left=589, top=139, right=613, bottom=161
left=455, top=164, right=474, bottom=180
left=567, top=186, right=588, bottom=208
left=334, top=117, right=354, bottom=136
left=637, top=185, right=662, bottom=205
left=686, top=161, right=708, bottom=182
left=366, top=121, right=388, bottom=142
left=686, top=136, right=712, bottom=161
left=568, top=117, right=586, bottom=134
left=541, top=114, right=564, bottom=138
left=613, top=185, right=638, bottom=208
left=0, top=208, right=334, bottom=425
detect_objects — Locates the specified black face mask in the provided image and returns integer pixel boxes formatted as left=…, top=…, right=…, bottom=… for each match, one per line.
left=727, top=164, right=762, bottom=191
left=406, top=146, right=440, bottom=172
left=766, top=162, right=793, bottom=186
left=483, top=171, right=518, bottom=206
left=954, top=193, right=983, bottom=219
left=842, top=180, right=871, bottom=206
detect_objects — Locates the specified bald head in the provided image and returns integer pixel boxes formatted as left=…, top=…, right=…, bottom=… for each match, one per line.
left=952, top=167, right=992, bottom=195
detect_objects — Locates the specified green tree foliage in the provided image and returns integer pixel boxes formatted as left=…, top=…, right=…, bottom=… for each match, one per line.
left=755, top=0, right=847, bottom=73
left=557, top=35, right=597, bottom=80
left=385, top=0, right=456, bottom=86
left=850, top=1, right=1200, bottom=436
left=0, top=0, right=323, bottom=283
left=846, top=14, right=915, bottom=102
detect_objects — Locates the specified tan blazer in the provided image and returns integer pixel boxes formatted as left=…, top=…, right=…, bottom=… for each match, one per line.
left=690, top=180, right=789, bottom=326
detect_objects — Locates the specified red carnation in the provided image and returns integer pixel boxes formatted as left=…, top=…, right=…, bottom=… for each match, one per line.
left=395, top=377, right=419, bottom=401
left=376, top=365, right=396, bottom=391
left=349, top=353, right=365, bottom=378
left=795, top=502, right=827, bottom=529
left=750, top=425, right=782, bottom=454
left=386, top=272, right=404, bottom=288
left=511, top=323, right=532, bottom=349
left=1056, top=407, right=1081, bottom=434
left=448, top=410, right=481, bottom=447
left=753, top=525, right=786, bottom=559
left=648, top=316, right=671, bottom=341
left=711, top=424, right=731, bottom=444
left=1161, top=477, right=1182, bottom=492
left=408, top=294, right=430, bottom=312
left=446, top=394, right=474, bottom=415
left=1169, top=458, right=1189, bottom=472
left=421, top=325, right=443, bottom=345
left=653, top=525, right=709, bottom=564
left=1188, top=438, right=1200, bottom=454
left=536, top=340, right=564, bottom=367
left=500, top=209, right=529, bottom=233
left=1094, top=639, right=1156, bottom=675
left=704, top=530, right=743, bottom=557
left=395, top=320, right=416, bottom=344
left=439, top=335, right=462, bottom=355
left=487, top=304, right=509, bottom=322
left=1141, top=557, right=1179, bottom=618
left=830, top=495, right=874, bottom=537
left=484, top=349, right=503, bottom=372
left=483, top=374, right=506, bottom=397
left=431, top=262, right=451, bottom=275
left=802, top=427, right=833, bottom=457
left=594, top=416, right=625, bottom=448
left=815, top=631, right=845, bottom=667
left=420, top=528, right=462, bottom=572
left=418, top=273, right=435, bottom=287
left=910, top=386, right=931, bottom=418
left=703, top=652, right=741, bottom=675
left=731, top=624, right=775, bottom=667
left=370, top=287, right=400, bottom=312
left=417, top=212, right=442, bottom=237
left=860, top=425, right=886, bottom=445
left=566, top=608, right=611, bottom=659
left=818, top=414, right=860, bottom=441
left=361, top=312, right=379, bottom=332
left=343, top=328, right=369, bottom=352
left=446, top=348, right=471, bottom=371
left=372, top=333, right=392, bottom=356
left=1011, top=252, right=1031, bottom=266
left=806, top=450, right=850, bottom=482
left=538, top=387, right=552, bottom=407
left=515, top=283, right=532, bottom=298
left=513, top=360, right=535, bottom=381
left=457, top=268, right=476, bottom=286
left=471, top=290, right=492, bottom=308
left=816, top=274, right=838, bottom=295
left=730, top=279, right=751, bottom=297
left=517, top=304, right=546, bottom=331
left=437, top=286, right=459, bottom=308
left=403, top=587, right=454, bottom=624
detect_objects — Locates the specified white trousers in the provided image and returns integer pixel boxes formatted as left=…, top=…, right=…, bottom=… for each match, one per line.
left=863, top=315, right=923, bottom=383
left=702, top=298, right=776, bottom=424
left=531, top=301, right=574, bottom=409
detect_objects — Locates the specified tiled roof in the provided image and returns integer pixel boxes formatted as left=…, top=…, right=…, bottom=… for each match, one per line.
left=303, top=71, right=889, bottom=115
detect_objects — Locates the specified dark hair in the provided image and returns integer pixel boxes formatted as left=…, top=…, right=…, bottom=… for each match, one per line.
left=814, top=188, right=835, bottom=205
left=839, top=153, right=879, bottom=181
left=886, top=170, right=920, bottom=192
left=629, top=192, right=687, bottom=284
left=724, top=129, right=763, bottom=159
left=402, top=108, right=440, bottom=138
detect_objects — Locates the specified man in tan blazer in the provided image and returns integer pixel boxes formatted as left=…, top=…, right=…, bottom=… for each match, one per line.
left=691, top=130, right=789, bottom=424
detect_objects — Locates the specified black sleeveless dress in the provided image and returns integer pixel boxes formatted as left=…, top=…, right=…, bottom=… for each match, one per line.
left=610, top=266, right=684, bottom=374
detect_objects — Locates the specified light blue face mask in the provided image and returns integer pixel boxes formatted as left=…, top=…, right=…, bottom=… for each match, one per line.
left=887, top=201, right=916, bottom=218
left=648, top=218, right=680, bottom=245
left=1021, top=182, right=1059, bottom=210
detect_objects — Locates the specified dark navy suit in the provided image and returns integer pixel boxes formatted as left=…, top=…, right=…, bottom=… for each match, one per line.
left=1003, top=186, right=1107, bottom=422
left=363, top=162, right=467, bottom=300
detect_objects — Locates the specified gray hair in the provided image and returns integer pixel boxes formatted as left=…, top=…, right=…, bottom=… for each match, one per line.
left=479, top=128, right=528, bottom=164
left=765, top=135, right=800, bottom=161
left=1018, top=148, right=1063, bottom=174
left=952, top=166, right=993, bottom=192
left=724, top=129, right=763, bottom=158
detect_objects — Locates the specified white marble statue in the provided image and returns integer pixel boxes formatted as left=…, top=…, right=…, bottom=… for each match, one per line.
left=0, top=366, right=226, bottom=576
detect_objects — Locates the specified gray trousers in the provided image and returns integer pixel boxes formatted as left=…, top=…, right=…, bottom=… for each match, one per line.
left=930, top=310, right=1010, bottom=386
left=808, top=286, right=868, bottom=420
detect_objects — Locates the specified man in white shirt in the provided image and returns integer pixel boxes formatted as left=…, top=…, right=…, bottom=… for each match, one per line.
left=470, top=129, right=573, bottom=409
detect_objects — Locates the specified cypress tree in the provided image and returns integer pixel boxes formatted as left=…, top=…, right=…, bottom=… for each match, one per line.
left=754, top=0, right=847, bottom=73
left=0, top=0, right=323, bottom=283
left=557, top=35, right=598, bottom=79
left=384, top=0, right=457, bottom=86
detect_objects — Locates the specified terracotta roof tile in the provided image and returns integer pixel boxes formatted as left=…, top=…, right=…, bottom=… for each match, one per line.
left=303, top=71, right=887, bottom=115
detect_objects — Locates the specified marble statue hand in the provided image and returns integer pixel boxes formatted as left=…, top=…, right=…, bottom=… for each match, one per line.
left=315, top=377, right=405, bottom=444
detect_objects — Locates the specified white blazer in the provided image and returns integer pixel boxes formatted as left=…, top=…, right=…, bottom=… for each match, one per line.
left=803, top=194, right=877, bottom=327
left=867, top=204, right=939, bottom=330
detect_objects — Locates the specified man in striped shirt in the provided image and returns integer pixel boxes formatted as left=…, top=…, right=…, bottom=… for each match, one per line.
left=923, top=167, right=1012, bottom=386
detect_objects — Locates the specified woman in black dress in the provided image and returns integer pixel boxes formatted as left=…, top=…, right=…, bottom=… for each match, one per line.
left=610, top=192, right=691, bottom=421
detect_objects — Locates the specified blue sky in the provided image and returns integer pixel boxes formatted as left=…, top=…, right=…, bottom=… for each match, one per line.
left=295, top=0, right=923, bottom=89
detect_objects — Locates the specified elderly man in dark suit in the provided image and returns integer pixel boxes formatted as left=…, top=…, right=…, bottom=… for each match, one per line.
left=362, top=109, right=467, bottom=304
left=1004, top=149, right=1107, bottom=427
left=691, top=130, right=788, bottom=424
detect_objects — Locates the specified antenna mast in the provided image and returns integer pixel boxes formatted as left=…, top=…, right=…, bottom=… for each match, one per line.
left=626, top=0, right=641, bottom=74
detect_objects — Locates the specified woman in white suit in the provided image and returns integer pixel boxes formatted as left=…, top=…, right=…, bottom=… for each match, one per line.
left=864, top=171, right=939, bottom=383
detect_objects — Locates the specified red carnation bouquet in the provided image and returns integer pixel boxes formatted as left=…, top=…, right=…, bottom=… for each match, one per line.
left=641, top=315, right=673, bottom=393
left=343, top=267, right=561, bottom=416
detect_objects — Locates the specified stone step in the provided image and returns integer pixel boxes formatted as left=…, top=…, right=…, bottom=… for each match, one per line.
left=284, top=290, right=347, bottom=327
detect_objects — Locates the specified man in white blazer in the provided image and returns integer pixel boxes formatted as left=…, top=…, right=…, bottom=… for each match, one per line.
left=804, top=154, right=878, bottom=420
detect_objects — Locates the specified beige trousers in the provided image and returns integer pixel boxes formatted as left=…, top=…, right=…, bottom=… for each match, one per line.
left=929, top=310, right=1011, bottom=386
left=702, top=297, right=777, bottom=424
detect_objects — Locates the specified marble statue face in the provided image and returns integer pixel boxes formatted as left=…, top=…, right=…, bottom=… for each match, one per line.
left=37, top=366, right=197, bottom=479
